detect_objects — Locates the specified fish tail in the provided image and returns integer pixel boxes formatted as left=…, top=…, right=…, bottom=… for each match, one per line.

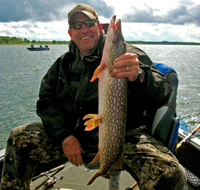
left=87, top=171, right=101, bottom=185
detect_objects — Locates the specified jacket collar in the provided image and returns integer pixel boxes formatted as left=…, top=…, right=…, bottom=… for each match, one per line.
left=60, top=33, right=105, bottom=81
left=68, top=34, right=105, bottom=63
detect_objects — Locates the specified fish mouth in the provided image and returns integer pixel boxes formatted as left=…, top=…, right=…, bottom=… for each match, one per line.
left=112, top=15, right=124, bottom=44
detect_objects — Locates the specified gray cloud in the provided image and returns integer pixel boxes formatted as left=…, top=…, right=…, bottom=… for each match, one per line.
left=122, top=3, right=200, bottom=26
left=0, top=29, right=13, bottom=35
left=1, top=0, right=199, bottom=42
left=0, top=0, right=114, bottom=22
left=1, top=0, right=199, bottom=26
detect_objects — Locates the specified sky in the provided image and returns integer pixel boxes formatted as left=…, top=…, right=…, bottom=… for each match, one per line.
left=0, top=0, right=200, bottom=42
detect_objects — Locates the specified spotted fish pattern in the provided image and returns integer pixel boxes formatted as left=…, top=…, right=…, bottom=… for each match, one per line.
left=83, top=15, right=127, bottom=185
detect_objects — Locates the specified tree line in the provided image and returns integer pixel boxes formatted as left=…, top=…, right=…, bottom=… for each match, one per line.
left=0, top=36, right=199, bottom=45
left=126, top=41, right=200, bottom=45
left=0, top=36, right=69, bottom=45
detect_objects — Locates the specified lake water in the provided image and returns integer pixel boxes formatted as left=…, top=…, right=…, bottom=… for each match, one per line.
left=0, top=44, right=200, bottom=149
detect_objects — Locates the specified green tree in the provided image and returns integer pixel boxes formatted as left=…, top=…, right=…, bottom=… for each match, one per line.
left=24, top=38, right=30, bottom=43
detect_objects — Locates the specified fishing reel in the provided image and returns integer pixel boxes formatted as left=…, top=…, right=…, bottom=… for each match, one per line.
left=43, top=173, right=63, bottom=188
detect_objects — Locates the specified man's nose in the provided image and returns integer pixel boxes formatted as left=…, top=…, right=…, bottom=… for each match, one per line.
left=80, top=23, right=89, bottom=31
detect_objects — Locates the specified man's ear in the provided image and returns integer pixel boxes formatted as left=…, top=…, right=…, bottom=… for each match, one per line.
left=68, top=29, right=73, bottom=40
left=99, top=23, right=103, bottom=34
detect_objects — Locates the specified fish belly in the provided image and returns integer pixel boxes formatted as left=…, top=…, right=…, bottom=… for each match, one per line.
left=99, top=73, right=127, bottom=175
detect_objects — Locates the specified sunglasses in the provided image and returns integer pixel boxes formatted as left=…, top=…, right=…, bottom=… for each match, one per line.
left=70, top=19, right=98, bottom=30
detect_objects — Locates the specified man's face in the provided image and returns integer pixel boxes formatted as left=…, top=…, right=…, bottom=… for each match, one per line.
left=68, top=13, right=103, bottom=56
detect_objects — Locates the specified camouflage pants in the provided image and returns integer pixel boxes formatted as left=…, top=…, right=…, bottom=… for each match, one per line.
left=124, top=126, right=188, bottom=190
left=0, top=123, right=187, bottom=190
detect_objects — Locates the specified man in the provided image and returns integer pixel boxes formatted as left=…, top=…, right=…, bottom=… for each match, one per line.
left=0, top=3, right=187, bottom=190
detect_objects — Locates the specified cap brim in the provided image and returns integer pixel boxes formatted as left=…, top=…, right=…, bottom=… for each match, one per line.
left=69, top=11, right=96, bottom=25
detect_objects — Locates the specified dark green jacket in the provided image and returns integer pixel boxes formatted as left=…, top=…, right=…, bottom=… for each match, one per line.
left=36, top=34, right=172, bottom=145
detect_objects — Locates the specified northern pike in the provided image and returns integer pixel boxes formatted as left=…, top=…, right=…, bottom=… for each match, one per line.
left=83, top=15, right=127, bottom=185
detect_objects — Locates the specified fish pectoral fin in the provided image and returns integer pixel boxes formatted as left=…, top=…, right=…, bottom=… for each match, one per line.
left=90, top=64, right=105, bottom=82
left=83, top=114, right=97, bottom=120
left=83, top=114, right=102, bottom=131
left=112, top=152, right=124, bottom=170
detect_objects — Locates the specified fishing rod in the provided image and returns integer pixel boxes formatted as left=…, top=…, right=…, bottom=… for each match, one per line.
left=127, top=124, right=200, bottom=190
left=33, top=164, right=65, bottom=189
left=177, top=124, right=200, bottom=149
left=32, top=164, right=65, bottom=181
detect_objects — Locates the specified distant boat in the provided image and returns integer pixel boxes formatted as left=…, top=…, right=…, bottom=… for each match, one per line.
left=27, top=45, right=49, bottom=51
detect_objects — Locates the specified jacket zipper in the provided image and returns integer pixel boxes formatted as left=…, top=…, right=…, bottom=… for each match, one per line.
left=61, top=73, right=80, bottom=128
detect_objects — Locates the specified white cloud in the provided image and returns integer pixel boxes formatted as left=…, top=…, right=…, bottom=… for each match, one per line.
left=0, top=21, right=70, bottom=41
left=0, top=0, right=200, bottom=42
left=1, top=20, right=199, bottom=42
left=121, top=22, right=200, bottom=42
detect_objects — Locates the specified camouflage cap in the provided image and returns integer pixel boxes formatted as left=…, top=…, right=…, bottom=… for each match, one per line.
left=68, top=4, right=99, bottom=25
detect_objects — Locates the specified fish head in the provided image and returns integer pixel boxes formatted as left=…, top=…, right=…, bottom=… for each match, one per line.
left=102, top=15, right=126, bottom=70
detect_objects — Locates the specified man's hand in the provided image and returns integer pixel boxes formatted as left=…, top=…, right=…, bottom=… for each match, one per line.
left=111, top=53, right=140, bottom=82
left=62, top=135, right=85, bottom=166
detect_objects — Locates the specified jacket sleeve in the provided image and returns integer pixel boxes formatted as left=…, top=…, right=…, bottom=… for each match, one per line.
left=127, top=44, right=172, bottom=109
left=36, top=56, right=74, bottom=145
left=129, top=63, right=172, bottom=109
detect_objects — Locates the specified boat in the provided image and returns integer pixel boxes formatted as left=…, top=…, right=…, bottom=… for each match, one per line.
left=0, top=55, right=199, bottom=189
left=0, top=123, right=199, bottom=190
left=27, top=45, right=49, bottom=51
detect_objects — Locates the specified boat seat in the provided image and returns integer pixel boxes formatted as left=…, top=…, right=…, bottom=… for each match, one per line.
left=152, top=63, right=179, bottom=152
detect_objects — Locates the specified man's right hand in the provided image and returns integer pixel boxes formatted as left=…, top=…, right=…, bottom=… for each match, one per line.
left=62, top=135, right=85, bottom=166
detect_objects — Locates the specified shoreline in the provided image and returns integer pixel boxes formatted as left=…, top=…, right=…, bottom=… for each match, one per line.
left=1, top=42, right=200, bottom=45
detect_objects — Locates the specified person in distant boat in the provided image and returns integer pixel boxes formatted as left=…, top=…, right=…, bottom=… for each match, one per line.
left=0, top=3, right=188, bottom=190
left=31, top=44, right=34, bottom=48
left=40, top=45, right=43, bottom=48
left=45, top=45, right=48, bottom=48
